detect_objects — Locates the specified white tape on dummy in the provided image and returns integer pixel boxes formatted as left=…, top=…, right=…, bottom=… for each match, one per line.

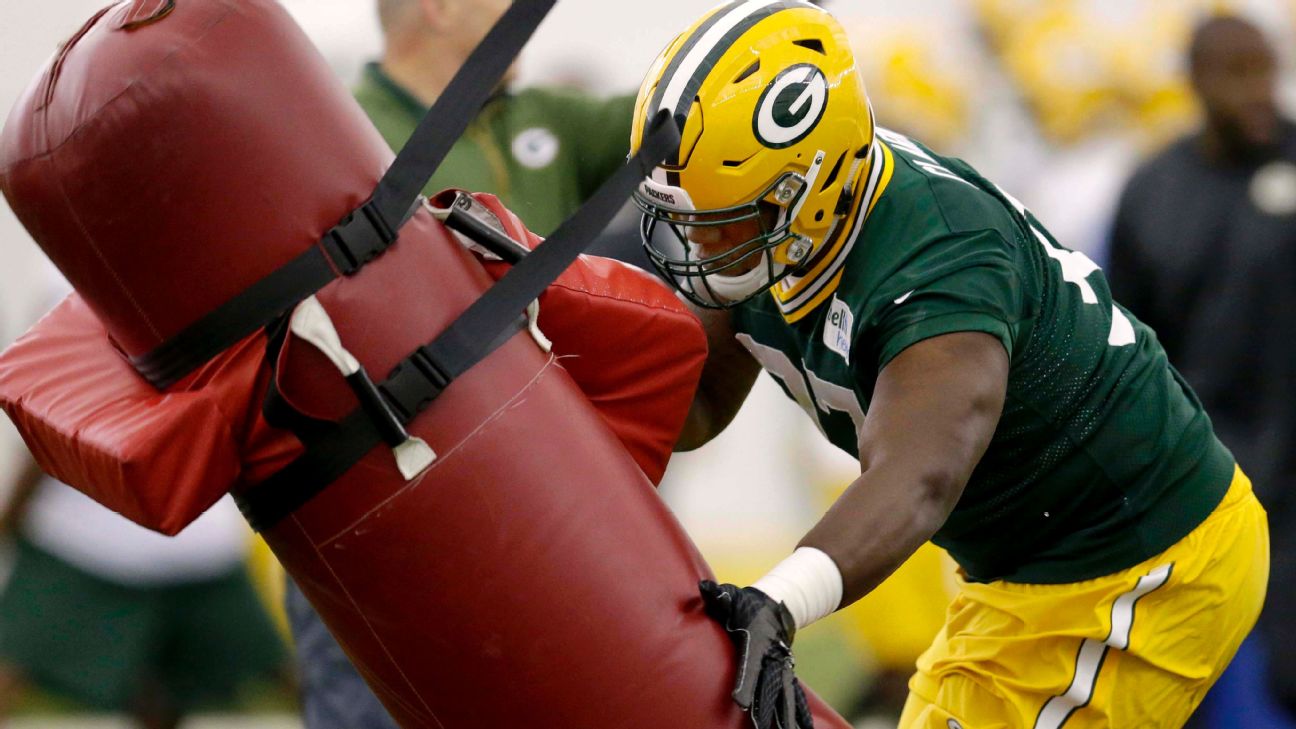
left=289, top=296, right=436, bottom=480
left=525, top=299, right=551, bottom=353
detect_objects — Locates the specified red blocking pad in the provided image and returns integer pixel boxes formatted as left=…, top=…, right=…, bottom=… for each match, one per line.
left=0, top=1, right=850, bottom=727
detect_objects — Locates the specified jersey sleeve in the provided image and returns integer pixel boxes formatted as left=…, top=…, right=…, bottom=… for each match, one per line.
left=862, top=229, right=1026, bottom=372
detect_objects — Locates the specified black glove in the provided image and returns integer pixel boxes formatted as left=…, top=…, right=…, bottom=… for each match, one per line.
left=699, top=580, right=815, bottom=729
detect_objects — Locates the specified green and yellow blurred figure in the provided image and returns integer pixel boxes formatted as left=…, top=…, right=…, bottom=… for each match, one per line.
left=974, top=0, right=1206, bottom=149
left=841, top=24, right=972, bottom=153
left=998, top=2, right=1120, bottom=144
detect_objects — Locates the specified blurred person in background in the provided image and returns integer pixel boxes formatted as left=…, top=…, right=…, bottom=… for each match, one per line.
left=283, top=1, right=641, bottom=727
left=968, top=0, right=1204, bottom=264
left=1108, top=14, right=1296, bottom=728
left=630, top=2, right=1267, bottom=727
left=357, top=0, right=636, bottom=242
left=0, top=287, right=285, bottom=728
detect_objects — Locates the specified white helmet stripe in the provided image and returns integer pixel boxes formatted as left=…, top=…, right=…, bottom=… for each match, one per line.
left=653, top=0, right=806, bottom=124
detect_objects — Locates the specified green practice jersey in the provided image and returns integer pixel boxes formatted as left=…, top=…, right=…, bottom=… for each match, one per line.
left=733, top=129, right=1234, bottom=584
left=354, top=63, right=635, bottom=236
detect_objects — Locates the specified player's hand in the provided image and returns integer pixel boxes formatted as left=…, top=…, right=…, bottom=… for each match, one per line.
left=699, top=580, right=814, bottom=729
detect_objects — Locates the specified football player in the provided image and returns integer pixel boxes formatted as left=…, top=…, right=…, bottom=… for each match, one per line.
left=629, top=2, right=1270, bottom=727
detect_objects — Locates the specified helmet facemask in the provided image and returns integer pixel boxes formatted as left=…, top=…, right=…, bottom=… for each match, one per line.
left=637, top=151, right=826, bottom=309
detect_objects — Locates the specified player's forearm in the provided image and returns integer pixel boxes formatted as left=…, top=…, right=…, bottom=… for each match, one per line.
left=796, top=332, right=1004, bottom=606
left=799, top=461, right=964, bottom=608
left=674, top=307, right=759, bottom=451
left=676, top=396, right=723, bottom=451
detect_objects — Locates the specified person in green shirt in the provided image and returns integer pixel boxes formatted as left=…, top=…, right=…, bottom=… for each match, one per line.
left=286, top=2, right=636, bottom=727
left=629, top=3, right=1269, bottom=728
left=357, top=0, right=635, bottom=237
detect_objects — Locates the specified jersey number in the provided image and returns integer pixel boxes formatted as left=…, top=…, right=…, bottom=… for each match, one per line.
left=733, top=159, right=1134, bottom=445
left=996, top=186, right=1136, bottom=347
left=885, top=129, right=1135, bottom=349
left=736, top=333, right=867, bottom=439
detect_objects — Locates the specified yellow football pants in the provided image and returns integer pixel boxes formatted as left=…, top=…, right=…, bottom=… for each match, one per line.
left=900, top=466, right=1269, bottom=728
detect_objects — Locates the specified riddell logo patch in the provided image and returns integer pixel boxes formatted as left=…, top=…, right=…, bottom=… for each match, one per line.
left=643, top=186, right=678, bottom=206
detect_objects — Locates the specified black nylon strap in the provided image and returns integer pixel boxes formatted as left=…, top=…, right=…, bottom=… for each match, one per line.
left=371, top=0, right=556, bottom=226
left=130, top=0, right=557, bottom=390
left=131, top=248, right=337, bottom=388
left=237, top=320, right=524, bottom=532
left=235, top=112, right=681, bottom=531
left=442, top=192, right=530, bottom=265
left=401, top=109, right=678, bottom=401
left=238, top=407, right=380, bottom=532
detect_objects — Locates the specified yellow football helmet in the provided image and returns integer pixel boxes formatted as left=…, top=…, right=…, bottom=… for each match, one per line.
left=630, top=1, right=874, bottom=308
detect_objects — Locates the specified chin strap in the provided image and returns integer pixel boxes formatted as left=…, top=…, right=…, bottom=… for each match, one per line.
left=689, top=248, right=775, bottom=304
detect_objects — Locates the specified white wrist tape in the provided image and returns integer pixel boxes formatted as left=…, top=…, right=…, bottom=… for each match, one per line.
left=751, top=547, right=844, bottom=630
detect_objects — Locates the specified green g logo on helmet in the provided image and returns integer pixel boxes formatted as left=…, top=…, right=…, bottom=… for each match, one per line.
left=754, top=64, right=829, bottom=149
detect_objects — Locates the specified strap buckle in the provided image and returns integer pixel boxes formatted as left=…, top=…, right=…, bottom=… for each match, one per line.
left=379, top=347, right=451, bottom=423
left=321, top=199, right=397, bottom=275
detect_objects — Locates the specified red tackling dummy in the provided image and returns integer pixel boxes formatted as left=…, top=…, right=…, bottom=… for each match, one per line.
left=0, top=1, right=853, bottom=727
